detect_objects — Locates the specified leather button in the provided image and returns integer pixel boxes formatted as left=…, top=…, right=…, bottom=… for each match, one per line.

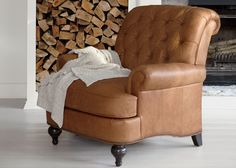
left=179, top=40, right=184, bottom=44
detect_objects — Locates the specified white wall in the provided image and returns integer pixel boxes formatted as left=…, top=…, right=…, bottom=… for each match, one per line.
left=0, top=0, right=27, bottom=98
left=129, top=0, right=162, bottom=11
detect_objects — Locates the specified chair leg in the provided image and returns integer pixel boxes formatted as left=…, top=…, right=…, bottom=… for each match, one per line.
left=191, top=133, right=202, bottom=147
left=48, top=126, right=62, bottom=145
left=111, top=145, right=127, bottom=167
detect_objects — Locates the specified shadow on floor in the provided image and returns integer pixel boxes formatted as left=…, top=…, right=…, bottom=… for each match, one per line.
left=0, top=99, right=26, bottom=109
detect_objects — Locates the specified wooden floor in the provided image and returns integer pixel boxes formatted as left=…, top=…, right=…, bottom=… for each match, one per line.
left=0, top=99, right=236, bottom=168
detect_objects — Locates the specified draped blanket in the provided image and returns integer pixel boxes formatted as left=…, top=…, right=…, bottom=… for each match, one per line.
left=37, top=46, right=131, bottom=127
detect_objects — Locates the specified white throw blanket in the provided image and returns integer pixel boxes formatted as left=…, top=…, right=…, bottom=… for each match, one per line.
left=37, top=46, right=131, bottom=127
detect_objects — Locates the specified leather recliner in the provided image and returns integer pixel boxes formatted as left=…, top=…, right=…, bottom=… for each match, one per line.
left=46, top=5, right=220, bottom=167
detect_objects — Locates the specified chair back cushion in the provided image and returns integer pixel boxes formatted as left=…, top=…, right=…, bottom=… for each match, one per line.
left=115, top=5, right=220, bottom=69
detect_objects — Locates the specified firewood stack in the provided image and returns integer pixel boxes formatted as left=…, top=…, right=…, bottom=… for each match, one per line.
left=36, top=0, right=128, bottom=87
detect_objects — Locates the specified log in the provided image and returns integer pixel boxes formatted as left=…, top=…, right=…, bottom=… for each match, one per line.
left=37, top=4, right=48, bottom=14
left=67, top=14, right=76, bottom=22
left=84, top=24, right=94, bottom=33
left=36, top=26, right=41, bottom=41
left=36, top=58, right=44, bottom=72
left=36, top=49, right=48, bottom=57
left=82, top=0, right=94, bottom=14
left=76, top=32, right=85, bottom=48
left=59, top=31, right=75, bottom=40
left=101, top=36, right=115, bottom=46
left=107, top=0, right=120, bottom=7
left=37, top=11, right=44, bottom=20
left=52, top=25, right=60, bottom=37
left=107, top=12, right=116, bottom=22
left=37, top=70, right=49, bottom=82
left=52, top=0, right=66, bottom=7
left=110, top=7, right=121, bottom=17
left=47, top=18, right=54, bottom=26
left=61, top=24, right=71, bottom=31
left=78, top=19, right=90, bottom=25
left=103, top=27, right=114, bottom=37
left=73, top=1, right=81, bottom=9
left=85, top=35, right=99, bottom=45
left=60, top=11, right=68, bottom=17
left=65, top=40, right=77, bottom=49
left=38, top=19, right=49, bottom=32
left=70, top=23, right=79, bottom=32
left=98, top=1, right=111, bottom=12
left=93, top=0, right=99, bottom=4
left=117, top=0, right=128, bottom=6
left=92, top=27, right=103, bottom=37
left=52, top=64, right=58, bottom=72
left=61, top=1, right=76, bottom=13
left=42, top=32, right=57, bottom=45
left=76, top=9, right=93, bottom=23
left=91, top=16, right=104, bottom=28
left=94, top=42, right=106, bottom=49
left=56, top=17, right=67, bottom=25
left=56, top=40, right=67, bottom=54
left=38, top=41, right=48, bottom=50
left=43, top=55, right=57, bottom=70
left=115, top=18, right=123, bottom=26
left=52, top=9, right=61, bottom=17
left=111, top=34, right=118, bottom=41
left=105, top=20, right=120, bottom=32
left=47, top=46, right=60, bottom=57
left=94, top=6, right=105, bottom=22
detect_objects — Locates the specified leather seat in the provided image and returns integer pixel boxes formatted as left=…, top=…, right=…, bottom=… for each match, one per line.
left=65, top=77, right=137, bottom=118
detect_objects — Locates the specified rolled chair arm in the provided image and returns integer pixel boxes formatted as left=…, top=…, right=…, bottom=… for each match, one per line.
left=57, top=53, right=78, bottom=70
left=127, top=63, right=206, bottom=96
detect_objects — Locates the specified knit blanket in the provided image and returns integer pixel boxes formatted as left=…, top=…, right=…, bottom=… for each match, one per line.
left=37, top=46, right=131, bottom=127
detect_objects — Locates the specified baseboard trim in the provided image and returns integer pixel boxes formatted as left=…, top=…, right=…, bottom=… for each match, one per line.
left=0, top=83, right=26, bottom=98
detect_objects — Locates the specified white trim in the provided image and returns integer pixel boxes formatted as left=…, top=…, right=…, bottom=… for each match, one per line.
left=0, top=83, right=26, bottom=98
left=24, top=0, right=38, bottom=109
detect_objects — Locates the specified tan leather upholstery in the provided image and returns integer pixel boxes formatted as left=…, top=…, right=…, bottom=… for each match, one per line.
left=47, top=5, right=220, bottom=144
left=65, top=77, right=137, bottom=118
left=47, top=110, right=141, bottom=144
left=127, top=63, right=206, bottom=96
left=115, top=5, right=220, bottom=69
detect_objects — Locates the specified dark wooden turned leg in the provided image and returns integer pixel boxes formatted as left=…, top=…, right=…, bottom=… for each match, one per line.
left=48, top=126, right=62, bottom=145
left=191, top=133, right=202, bottom=147
left=111, top=145, right=127, bottom=167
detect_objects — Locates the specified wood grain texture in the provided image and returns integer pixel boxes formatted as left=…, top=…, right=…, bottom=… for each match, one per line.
left=36, top=0, right=128, bottom=85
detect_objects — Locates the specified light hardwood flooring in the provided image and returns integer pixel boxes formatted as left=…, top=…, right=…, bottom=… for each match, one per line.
left=0, top=99, right=235, bottom=168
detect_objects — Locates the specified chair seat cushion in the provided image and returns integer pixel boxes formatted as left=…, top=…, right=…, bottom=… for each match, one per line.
left=65, top=77, right=137, bottom=119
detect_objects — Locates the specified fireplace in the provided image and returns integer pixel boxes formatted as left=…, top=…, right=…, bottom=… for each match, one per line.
left=189, top=0, right=236, bottom=85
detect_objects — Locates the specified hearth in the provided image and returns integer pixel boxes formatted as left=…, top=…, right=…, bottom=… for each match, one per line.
left=189, top=0, right=236, bottom=85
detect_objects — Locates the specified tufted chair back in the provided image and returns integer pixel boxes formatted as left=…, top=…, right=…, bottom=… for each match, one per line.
left=115, top=5, right=220, bottom=69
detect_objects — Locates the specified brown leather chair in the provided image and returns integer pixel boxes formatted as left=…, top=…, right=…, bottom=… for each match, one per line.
left=46, top=5, right=220, bottom=167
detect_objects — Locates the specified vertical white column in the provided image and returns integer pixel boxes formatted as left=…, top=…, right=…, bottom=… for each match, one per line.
left=24, top=0, right=39, bottom=109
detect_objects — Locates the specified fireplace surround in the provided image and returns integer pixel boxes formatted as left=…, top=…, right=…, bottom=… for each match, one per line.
left=189, top=0, right=236, bottom=85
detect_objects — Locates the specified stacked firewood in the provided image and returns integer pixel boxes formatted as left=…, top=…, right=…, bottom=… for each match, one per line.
left=36, top=0, right=128, bottom=86
left=208, top=39, right=236, bottom=58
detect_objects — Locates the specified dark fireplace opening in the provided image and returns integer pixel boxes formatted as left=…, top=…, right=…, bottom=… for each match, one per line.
left=189, top=1, right=236, bottom=85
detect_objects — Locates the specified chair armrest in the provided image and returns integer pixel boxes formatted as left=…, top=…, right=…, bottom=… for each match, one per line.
left=57, top=53, right=78, bottom=70
left=127, top=63, right=206, bottom=96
